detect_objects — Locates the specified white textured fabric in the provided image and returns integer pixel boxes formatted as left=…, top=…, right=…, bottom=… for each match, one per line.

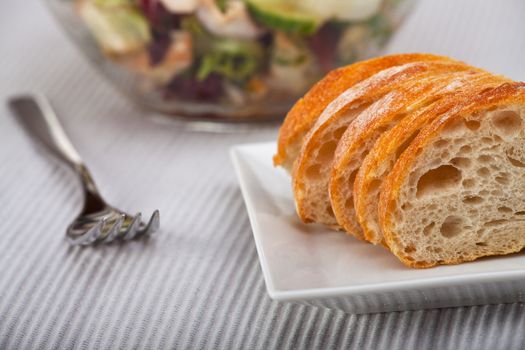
left=1, top=0, right=525, bottom=349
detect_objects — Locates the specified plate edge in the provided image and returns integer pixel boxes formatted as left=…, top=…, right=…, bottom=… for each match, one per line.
left=230, top=145, right=280, bottom=299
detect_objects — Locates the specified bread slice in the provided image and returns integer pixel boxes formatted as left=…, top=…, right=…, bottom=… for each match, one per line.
left=292, top=60, right=471, bottom=230
left=354, top=73, right=510, bottom=245
left=379, top=82, right=525, bottom=268
left=329, top=70, right=495, bottom=239
left=273, top=53, right=454, bottom=172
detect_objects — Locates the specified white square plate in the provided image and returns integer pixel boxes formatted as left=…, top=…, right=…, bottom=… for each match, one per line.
left=231, top=142, right=525, bottom=314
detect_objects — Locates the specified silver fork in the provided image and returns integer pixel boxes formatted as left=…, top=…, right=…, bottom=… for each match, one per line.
left=9, top=94, right=160, bottom=245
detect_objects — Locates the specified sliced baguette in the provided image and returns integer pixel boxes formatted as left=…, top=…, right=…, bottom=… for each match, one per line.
left=293, top=60, right=471, bottom=231
left=329, top=70, right=493, bottom=239
left=354, top=73, right=510, bottom=245
left=273, top=53, right=454, bottom=172
left=379, top=82, right=525, bottom=268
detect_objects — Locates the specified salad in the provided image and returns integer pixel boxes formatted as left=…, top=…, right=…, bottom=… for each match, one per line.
left=74, top=0, right=408, bottom=118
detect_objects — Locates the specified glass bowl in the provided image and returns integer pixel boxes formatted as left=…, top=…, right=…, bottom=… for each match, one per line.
left=45, top=0, right=415, bottom=124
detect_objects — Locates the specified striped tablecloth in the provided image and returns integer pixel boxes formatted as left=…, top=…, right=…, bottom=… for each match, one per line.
left=1, top=0, right=525, bottom=348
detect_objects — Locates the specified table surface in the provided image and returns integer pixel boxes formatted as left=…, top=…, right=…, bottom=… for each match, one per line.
left=1, top=0, right=525, bottom=349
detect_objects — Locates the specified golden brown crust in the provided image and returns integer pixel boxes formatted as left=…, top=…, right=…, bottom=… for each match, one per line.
left=353, top=73, right=510, bottom=245
left=276, top=51, right=525, bottom=268
left=273, top=53, right=455, bottom=171
left=379, top=82, right=525, bottom=268
left=293, top=60, right=471, bottom=233
left=329, top=70, right=484, bottom=240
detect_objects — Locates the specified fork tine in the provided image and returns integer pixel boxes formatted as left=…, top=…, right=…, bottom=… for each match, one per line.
left=83, top=220, right=106, bottom=245
left=67, top=220, right=105, bottom=246
left=102, top=215, right=125, bottom=243
left=136, top=210, right=160, bottom=237
left=123, top=213, right=142, bottom=240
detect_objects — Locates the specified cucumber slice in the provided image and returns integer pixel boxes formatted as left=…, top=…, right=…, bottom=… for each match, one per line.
left=300, top=0, right=382, bottom=21
left=78, top=1, right=151, bottom=55
left=93, top=0, right=131, bottom=6
left=245, top=0, right=323, bottom=35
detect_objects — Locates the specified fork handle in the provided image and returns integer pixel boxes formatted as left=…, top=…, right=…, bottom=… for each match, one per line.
left=9, top=94, right=83, bottom=166
left=8, top=94, right=101, bottom=195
